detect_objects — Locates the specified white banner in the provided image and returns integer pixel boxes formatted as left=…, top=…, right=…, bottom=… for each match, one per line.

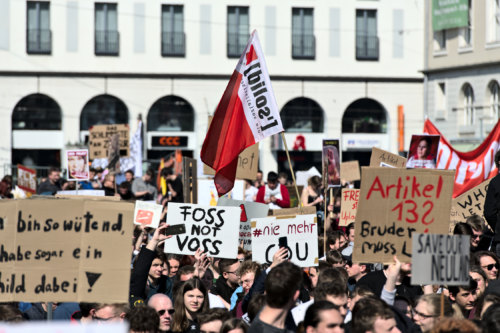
left=164, top=203, right=241, bottom=258
left=251, top=214, right=318, bottom=267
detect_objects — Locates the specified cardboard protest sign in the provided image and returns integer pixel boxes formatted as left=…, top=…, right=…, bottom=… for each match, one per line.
left=352, top=167, right=455, bottom=264
left=369, top=147, right=407, bottom=168
left=251, top=214, right=318, bottom=267
left=268, top=206, right=316, bottom=216
left=164, top=203, right=240, bottom=258
left=340, top=189, right=359, bottom=227
left=55, top=194, right=120, bottom=201
left=0, top=322, right=127, bottom=333
left=197, top=179, right=244, bottom=206
left=217, top=197, right=269, bottom=251
left=406, top=135, right=440, bottom=169
left=134, top=201, right=163, bottom=228
left=89, top=124, right=130, bottom=160
left=451, top=179, right=490, bottom=223
left=411, top=233, right=470, bottom=285
left=0, top=199, right=134, bottom=302
left=323, top=139, right=341, bottom=188
left=340, top=161, right=361, bottom=182
left=67, top=149, right=90, bottom=181
left=17, top=164, right=36, bottom=194
left=204, top=144, right=259, bottom=180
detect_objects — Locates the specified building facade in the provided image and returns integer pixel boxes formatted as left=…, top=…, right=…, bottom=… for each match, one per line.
left=0, top=0, right=424, bottom=178
left=424, top=0, right=500, bottom=149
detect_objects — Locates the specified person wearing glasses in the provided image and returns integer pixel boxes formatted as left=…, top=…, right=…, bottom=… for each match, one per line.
left=171, top=277, right=209, bottom=333
left=210, top=259, right=241, bottom=308
left=471, top=251, right=500, bottom=281
left=148, top=293, right=175, bottom=332
left=412, top=294, right=454, bottom=333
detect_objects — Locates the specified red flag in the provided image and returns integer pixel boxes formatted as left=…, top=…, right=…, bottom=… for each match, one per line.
left=201, top=31, right=283, bottom=196
left=424, top=118, right=500, bottom=197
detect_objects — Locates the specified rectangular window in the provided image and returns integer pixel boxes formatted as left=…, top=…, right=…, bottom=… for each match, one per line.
left=435, top=82, right=446, bottom=119
left=227, top=6, right=249, bottom=58
left=161, top=5, right=185, bottom=57
left=356, top=9, right=378, bottom=60
left=487, top=0, right=500, bottom=43
left=95, top=3, right=119, bottom=55
left=459, top=0, right=472, bottom=48
left=433, top=30, right=446, bottom=51
left=292, top=8, right=315, bottom=59
left=27, top=1, right=51, bottom=54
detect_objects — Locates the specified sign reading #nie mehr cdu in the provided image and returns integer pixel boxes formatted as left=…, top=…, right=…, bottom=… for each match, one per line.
left=432, top=0, right=469, bottom=31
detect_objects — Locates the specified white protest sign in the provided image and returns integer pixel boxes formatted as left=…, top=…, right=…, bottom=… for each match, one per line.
left=57, top=190, right=105, bottom=197
left=0, top=323, right=127, bottom=333
left=134, top=201, right=163, bottom=228
left=411, top=233, right=470, bottom=286
left=217, top=197, right=269, bottom=251
left=164, top=203, right=240, bottom=258
left=197, top=179, right=244, bottom=206
left=251, top=214, right=318, bottom=267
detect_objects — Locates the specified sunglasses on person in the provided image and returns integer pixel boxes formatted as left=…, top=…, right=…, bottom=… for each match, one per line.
left=482, top=263, right=499, bottom=271
left=157, top=309, right=175, bottom=316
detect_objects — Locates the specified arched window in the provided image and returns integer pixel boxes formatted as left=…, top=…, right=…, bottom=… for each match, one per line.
left=488, top=80, right=500, bottom=119
left=461, top=83, right=474, bottom=125
left=342, top=98, right=387, bottom=133
left=147, top=95, right=194, bottom=131
left=80, top=94, right=129, bottom=131
left=12, top=93, right=61, bottom=130
left=280, top=97, right=324, bottom=133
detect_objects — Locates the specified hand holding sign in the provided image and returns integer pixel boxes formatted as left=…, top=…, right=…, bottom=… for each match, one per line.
left=146, top=224, right=172, bottom=251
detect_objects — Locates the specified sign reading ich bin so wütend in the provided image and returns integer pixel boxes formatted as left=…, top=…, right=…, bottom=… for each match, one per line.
left=352, top=167, right=454, bottom=264
left=0, top=199, right=134, bottom=302
left=164, top=203, right=241, bottom=259
left=411, top=233, right=470, bottom=286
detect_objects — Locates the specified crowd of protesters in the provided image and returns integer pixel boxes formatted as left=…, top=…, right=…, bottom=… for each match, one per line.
left=1, top=154, right=500, bottom=333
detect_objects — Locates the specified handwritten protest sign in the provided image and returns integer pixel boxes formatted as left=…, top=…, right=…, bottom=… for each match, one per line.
left=340, top=189, right=359, bottom=227
left=340, top=161, right=361, bottom=182
left=352, top=167, right=454, bottom=264
left=411, top=233, right=470, bottom=285
left=251, top=214, right=318, bottom=267
left=197, top=179, right=244, bottom=206
left=134, top=201, right=163, bottom=228
left=17, top=164, right=36, bottom=194
left=369, top=147, right=407, bottom=168
left=0, top=199, right=133, bottom=302
left=164, top=203, right=240, bottom=258
left=449, top=179, right=490, bottom=232
left=89, top=124, right=129, bottom=160
left=217, top=197, right=269, bottom=251
left=204, top=144, right=259, bottom=180
left=0, top=322, right=127, bottom=333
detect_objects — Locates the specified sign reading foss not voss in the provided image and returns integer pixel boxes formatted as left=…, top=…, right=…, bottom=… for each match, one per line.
left=0, top=199, right=134, bottom=303
left=352, top=167, right=454, bottom=264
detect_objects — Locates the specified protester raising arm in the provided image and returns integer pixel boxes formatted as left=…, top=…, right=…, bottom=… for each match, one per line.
left=381, top=255, right=401, bottom=306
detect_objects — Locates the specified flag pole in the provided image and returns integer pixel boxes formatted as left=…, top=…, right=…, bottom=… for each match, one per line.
left=280, top=132, right=302, bottom=211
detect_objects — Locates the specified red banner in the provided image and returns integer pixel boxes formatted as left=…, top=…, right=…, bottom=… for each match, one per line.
left=424, top=119, right=500, bottom=198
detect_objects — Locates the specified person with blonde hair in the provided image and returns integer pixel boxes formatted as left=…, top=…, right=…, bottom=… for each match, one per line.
left=412, top=294, right=455, bottom=333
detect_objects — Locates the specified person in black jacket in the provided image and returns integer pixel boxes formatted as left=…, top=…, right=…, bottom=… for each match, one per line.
left=130, top=224, right=174, bottom=305
left=484, top=149, right=500, bottom=257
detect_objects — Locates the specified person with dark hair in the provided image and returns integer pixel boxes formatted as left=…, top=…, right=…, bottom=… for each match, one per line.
left=171, top=277, right=209, bottom=333
left=148, top=293, right=174, bottom=333
left=248, top=262, right=302, bottom=333
left=449, top=279, right=478, bottom=318
left=470, top=251, right=499, bottom=280
left=342, top=223, right=355, bottom=256
left=326, top=250, right=345, bottom=268
left=351, top=296, right=400, bottom=333
left=326, top=231, right=345, bottom=251
left=453, top=222, right=473, bottom=236
left=130, top=224, right=174, bottom=304
left=406, top=136, right=436, bottom=169
left=132, top=169, right=158, bottom=201
left=167, top=254, right=183, bottom=278
left=301, top=176, right=324, bottom=213
left=484, top=149, right=500, bottom=258
left=118, top=180, right=134, bottom=200
left=37, top=167, right=61, bottom=195
left=254, top=170, right=265, bottom=189
left=221, top=317, right=248, bottom=333
left=469, top=266, right=489, bottom=297
left=160, top=167, right=183, bottom=204
left=211, top=259, right=241, bottom=306
left=126, top=305, right=160, bottom=333
left=255, top=171, right=290, bottom=209
left=0, top=303, right=24, bottom=322
left=481, top=303, right=500, bottom=333
left=246, top=294, right=266, bottom=323
left=198, top=308, right=231, bottom=333
left=301, top=300, right=344, bottom=333
left=465, top=215, right=489, bottom=252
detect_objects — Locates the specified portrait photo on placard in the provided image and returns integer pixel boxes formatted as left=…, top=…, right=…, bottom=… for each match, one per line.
left=322, top=139, right=340, bottom=188
left=67, top=149, right=90, bottom=181
left=406, top=135, right=440, bottom=169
